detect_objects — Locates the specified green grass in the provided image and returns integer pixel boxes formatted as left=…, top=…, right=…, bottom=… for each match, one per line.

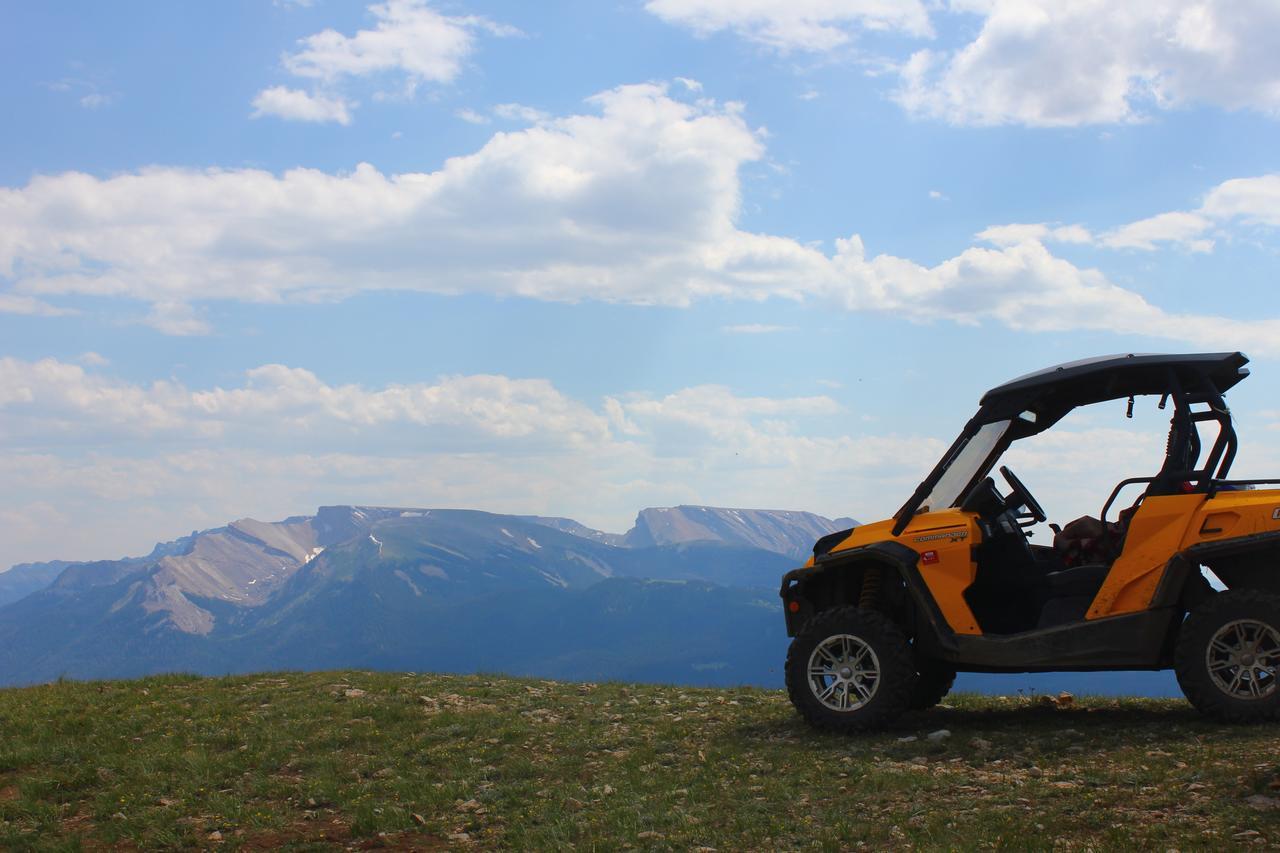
left=2, top=671, right=1280, bottom=849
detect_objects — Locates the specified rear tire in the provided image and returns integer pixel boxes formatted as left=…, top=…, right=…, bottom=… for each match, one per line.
left=1175, top=589, right=1280, bottom=723
left=909, top=659, right=956, bottom=711
left=785, top=606, right=913, bottom=732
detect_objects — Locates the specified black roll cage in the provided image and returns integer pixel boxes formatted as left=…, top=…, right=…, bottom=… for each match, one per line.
left=892, top=352, right=1252, bottom=536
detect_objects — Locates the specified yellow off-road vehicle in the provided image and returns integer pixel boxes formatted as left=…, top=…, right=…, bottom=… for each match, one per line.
left=781, top=352, right=1280, bottom=730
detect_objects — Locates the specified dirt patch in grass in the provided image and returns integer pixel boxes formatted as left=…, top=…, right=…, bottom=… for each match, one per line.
left=238, top=816, right=357, bottom=850
left=236, top=814, right=453, bottom=851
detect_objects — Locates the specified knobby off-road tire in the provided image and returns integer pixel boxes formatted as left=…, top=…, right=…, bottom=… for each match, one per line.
left=785, top=606, right=914, bottom=732
left=1175, top=589, right=1280, bottom=723
left=909, top=659, right=957, bottom=711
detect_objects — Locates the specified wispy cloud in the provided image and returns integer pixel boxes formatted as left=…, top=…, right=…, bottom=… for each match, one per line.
left=79, top=92, right=116, bottom=110
left=0, top=294, right=74, bottom=317
left=455, top=107, right=490, bottom=125
left=254, top=0, right=518, bottom=124
left=721, top=323, right=796, bottom=334
left=492, top=103, right=550, bottom=123
left=646, top=0, right=932, bottom=52
left=992, top=173, right=1280, bottom=254
left=142, top=303, right=211, bottom=337
left=43, top=70, right=118, bottom=111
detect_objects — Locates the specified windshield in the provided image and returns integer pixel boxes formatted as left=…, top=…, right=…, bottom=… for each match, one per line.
left=919, top=420, right=1011, bottom=513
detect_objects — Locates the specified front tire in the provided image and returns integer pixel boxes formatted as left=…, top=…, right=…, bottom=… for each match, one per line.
left=785, top=606, right=913, bottom=732
left=1175, top=589, right=1280, bottom=723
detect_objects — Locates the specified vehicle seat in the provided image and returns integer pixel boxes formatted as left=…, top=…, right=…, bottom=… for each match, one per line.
left=1053, top=515, right=1124, bottom=567
left=1047, top=563, right=1109, bottom=597
left=1036, top=564, right=1109, bottom=628
left=1038, top=496, right=1145, bottom=629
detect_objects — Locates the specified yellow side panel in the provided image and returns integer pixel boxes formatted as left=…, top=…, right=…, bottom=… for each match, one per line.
left=906, top=514, right=984, bottom=635
left=1089, top=489, right=1280, bottom=619
left=1088, top=494, right=1202, bottom=618
left=1178, top=489, right=1280, bottom=550
left=829, top=510, right=985, bottom=635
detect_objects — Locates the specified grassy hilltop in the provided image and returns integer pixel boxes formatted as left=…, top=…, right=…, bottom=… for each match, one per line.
left=3, top=672, right=1280, bottom=850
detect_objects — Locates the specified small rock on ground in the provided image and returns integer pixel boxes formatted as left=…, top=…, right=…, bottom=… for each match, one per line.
left=1246, top=795, right=1280, bottom=810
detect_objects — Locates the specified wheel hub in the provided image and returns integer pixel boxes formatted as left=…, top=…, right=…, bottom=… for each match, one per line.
left=1207, top=619, right=1280, bottom=700
left=807, top=633, right=881, bottom=712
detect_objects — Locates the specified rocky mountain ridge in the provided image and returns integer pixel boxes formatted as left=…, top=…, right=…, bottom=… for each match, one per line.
left=620, top=505, right=857, bottom=558
left=3, top=504, right=853, bottom=632
left=0, top=560, right=73, bottom=608
left=0, top=504, right=854, bottom=687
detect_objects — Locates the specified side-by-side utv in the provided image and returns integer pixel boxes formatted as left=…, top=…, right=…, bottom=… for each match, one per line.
left=781, top=352, right=1280, bottom=729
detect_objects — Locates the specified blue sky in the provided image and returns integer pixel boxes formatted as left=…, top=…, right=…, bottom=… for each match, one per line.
left=4, top=0, right=1280, bottom=568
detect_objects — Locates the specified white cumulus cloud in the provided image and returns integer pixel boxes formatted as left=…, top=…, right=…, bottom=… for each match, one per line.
left=1082, top=174, right=1280, bottom=253
left=251, top=86, right=353, bottom=125
left=976, top=223, right=1092, bottom=248
left=283, top=0, right=512, bottom=87
left=0, top=358, right=612, bottom=451
left=0, top=84, right=767, bottom=309
left=648, top=1, right=1280, bottom=126
left=896, top=0, right=1280, bottom=127
left=255, top=0, right=517, bottom=123
left=1201, top=174, right=1280, bottom=227
left=5, top=83, right=1280, bottom=353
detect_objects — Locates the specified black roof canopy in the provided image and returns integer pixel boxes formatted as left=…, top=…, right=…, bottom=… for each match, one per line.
left=892, top=352, right=1250, bottom=535
left=977, top=352, right=1250, bottom=426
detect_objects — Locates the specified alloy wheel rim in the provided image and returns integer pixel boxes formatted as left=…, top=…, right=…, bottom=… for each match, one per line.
left=1206, top=618, right=1280, bottom=700
left=807, top=633, right=880, bottom=711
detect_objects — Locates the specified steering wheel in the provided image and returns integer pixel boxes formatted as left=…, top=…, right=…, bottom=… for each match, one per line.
left=999, top=465, right=1047, bottom=523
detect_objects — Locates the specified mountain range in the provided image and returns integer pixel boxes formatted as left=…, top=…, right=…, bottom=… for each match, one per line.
left=0, top=504, right=853, bottom=688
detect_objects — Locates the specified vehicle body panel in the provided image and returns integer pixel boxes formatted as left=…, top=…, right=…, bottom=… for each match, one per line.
left=814, top=510, right=985, bottom=635
left=1088, top=489, right=1280, bottom=619
left=1181, top=489, right=1280, bottom=547
left=1087, top=494, right=1205, bottom=619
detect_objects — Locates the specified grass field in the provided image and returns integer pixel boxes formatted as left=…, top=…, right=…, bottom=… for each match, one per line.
left=3, top=671, right=1280, bottom=850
